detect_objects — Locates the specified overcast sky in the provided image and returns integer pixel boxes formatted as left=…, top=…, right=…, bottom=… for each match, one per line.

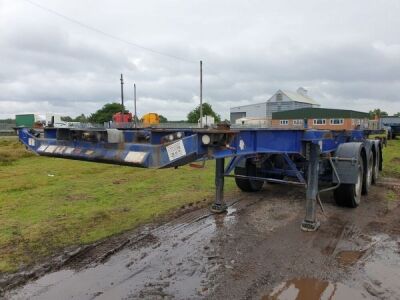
left=1, top=0, right=399, bottom=120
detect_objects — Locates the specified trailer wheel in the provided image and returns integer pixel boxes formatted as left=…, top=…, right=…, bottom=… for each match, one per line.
left=234, top=161, right=264, bottom=192
left=372, top=148, right=380, bottom=184
left=362, top=154, right=373, bottom=195
left=334, top=156, right=363, bottom=208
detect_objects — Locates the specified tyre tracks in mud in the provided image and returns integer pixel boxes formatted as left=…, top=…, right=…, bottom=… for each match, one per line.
left=3, top=180, right=400, bottom=299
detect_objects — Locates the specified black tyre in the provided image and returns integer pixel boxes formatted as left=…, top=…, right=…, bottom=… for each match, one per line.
left=362, top=154, right=373, bottom=195
left=234, top=161, right=264, bottom=192
left=372, top=148, right=380, bottom=184
left=334, top=157, right=363, bottom=208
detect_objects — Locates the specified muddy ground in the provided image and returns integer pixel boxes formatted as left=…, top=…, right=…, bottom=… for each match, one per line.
left=3, top=178, right=400, bottom=300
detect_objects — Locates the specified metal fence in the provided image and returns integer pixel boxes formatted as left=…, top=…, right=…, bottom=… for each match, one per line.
left=0, top=123, right=16, bottom=135
left=105, top=122, right=200, bottom=129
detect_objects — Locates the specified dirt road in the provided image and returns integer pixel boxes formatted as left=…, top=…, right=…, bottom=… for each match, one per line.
left=4, top=179, right=400, bottom=299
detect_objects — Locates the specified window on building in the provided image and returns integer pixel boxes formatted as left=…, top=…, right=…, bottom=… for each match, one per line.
left=293, top=119, right=304, bottom=125
left=330, top=118, right=344, bottom=125
left=280, top=120, right=289, bottom=125
left=276, top=93, right=283, bottom=101
left=313, top=119, right=326, bottom=125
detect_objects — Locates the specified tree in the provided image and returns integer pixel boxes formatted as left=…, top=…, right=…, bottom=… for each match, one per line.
left=187, top=103, right=221, bottom=123
left=61, top=116, right=73, bottom=122
left=88, top=103, right=128, bottom=123
left=159, top=115, right=168, bottom=123
left=74, top=114, right=88, bottom=123
left=394, top=112, right=400, bottom=117
left=368, top=108, right=388, bottom=119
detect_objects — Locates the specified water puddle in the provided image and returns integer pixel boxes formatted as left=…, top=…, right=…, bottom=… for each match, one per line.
left=262, top=278, right=367, bottom=300
left=5, top=202, right=242, bottom=300
left=360, top=236, right=400, bottom=298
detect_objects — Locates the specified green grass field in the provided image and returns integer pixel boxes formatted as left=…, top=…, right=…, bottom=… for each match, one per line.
left=1, top=137, right=399, bottom=274
left=0, top=137, right=235, bottom=273
left=382, top=138, right=400, bottom=178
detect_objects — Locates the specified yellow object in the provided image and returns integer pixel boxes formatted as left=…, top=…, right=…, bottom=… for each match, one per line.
left=141, top=113, right=160, bottom=125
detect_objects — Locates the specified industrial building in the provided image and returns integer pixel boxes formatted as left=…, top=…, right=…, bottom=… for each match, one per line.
left=271, top=107, right=369, bottom=130
left=230, top=87, right=320, bottom=124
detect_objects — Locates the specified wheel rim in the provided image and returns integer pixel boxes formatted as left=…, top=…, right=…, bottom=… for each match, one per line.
left=367, top=157, right=373, bottom=187
left=374, top=156, right=379, bottom=180
left=354, top=164, right=362, bottom=204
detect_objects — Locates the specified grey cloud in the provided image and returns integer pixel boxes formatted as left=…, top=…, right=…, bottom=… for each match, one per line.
left=1, top=0, right=400, bottom=119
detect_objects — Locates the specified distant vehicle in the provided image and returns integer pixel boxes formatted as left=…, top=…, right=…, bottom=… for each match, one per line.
left=198, top=116, right=215, bottom=127
left=141, top=113, right=160, bottom=126
left=390, top=124, right=400, bottom=139
left=113, top=112, right=133, bottom=123
left=15, top=114, right=41, bottom=128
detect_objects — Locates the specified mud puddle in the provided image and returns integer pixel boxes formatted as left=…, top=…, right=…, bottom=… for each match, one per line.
left=262, top=235, right=400, bottom=300
left=262, top=278, right=367, bottom=300
left=4, top=202, right=245, bottom=300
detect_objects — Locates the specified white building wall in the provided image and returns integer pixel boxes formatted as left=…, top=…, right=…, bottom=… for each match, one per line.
left=230, top=102, right=267, bottom=123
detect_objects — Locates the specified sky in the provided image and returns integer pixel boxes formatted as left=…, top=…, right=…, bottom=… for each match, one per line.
left=0, top=0, right=399, bottom=120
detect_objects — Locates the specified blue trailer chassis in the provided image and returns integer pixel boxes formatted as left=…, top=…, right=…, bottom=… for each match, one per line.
left=18, top=126, right=382, bottom=231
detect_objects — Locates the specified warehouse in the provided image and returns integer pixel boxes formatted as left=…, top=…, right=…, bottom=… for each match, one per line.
left=271, top=107, right=369, bottom=130
left=230, top=87, right=320, bottom=124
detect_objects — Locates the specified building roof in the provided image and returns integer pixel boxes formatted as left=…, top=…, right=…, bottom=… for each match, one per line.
left=231, top=88, right=319, bottom=110
left=273, top=90, right=319, bottom=106
left=272, top=108, right=369, bottom=120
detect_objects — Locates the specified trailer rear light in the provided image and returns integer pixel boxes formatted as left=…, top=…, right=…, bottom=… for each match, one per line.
left=201, top=134, right=211, bottom=145
left=167, top=134, right=174, bottom=141
left=175, top=132, right=183, bottom=139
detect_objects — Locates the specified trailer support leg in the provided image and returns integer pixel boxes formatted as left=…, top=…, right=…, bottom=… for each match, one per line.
left=301, top=143, right=321, bottom=231
left=210, top=158, right=228, bottom=213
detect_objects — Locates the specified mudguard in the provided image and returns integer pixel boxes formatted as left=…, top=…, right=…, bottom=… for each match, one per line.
left=332, top=142, right=366, bottom=184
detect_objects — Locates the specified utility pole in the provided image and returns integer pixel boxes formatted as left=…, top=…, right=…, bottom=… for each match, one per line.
left=120, top=74, right=124, bottom=121
left=134, top=83, right=137, bottom=128
left=200, top=60, right=203, bottom=128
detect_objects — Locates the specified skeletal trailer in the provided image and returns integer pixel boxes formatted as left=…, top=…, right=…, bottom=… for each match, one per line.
left=18, top=126, right=383, bottom=231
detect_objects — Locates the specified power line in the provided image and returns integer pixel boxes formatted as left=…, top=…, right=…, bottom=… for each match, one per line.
left=23, top=0, right=198, bottom=64
left=23, top=0, right=234, bottom=91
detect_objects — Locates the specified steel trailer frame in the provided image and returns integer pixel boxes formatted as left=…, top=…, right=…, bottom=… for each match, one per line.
left=17, top=126, right=383, bottom=231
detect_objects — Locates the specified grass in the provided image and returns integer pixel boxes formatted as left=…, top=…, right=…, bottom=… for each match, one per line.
left=382, top=138, right=400, bottom=178
left=1, top=137, right=399, bottom=274
left=0, top=138, right=235, bottom=273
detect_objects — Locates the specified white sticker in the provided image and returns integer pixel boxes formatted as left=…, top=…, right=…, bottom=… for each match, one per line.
left=37, top=145, right=48, bottom=152
left=28, top=138, right=35, bottom=146
left=64, top=147, right=74, bottom=154
left=45, top=145, right=57, bottom=153
left=55, top=146, right=66, bottom=154
left=239, top=139, right=245, bottom=150
left=124, top=151, right=147, bottom=164
left=166, top=140, right=186, bottom=161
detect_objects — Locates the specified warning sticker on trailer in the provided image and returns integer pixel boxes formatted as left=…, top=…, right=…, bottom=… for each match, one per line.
left=166, top=140, right=186, bottom=161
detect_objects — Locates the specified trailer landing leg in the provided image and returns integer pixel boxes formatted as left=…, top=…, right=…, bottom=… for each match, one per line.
left=301, top=143, right=321, bottom=232
left=210, top=158, right=228, bottom=213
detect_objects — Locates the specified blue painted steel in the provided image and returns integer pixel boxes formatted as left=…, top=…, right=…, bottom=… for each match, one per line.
left=17, top=127, right=375, bottom=169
